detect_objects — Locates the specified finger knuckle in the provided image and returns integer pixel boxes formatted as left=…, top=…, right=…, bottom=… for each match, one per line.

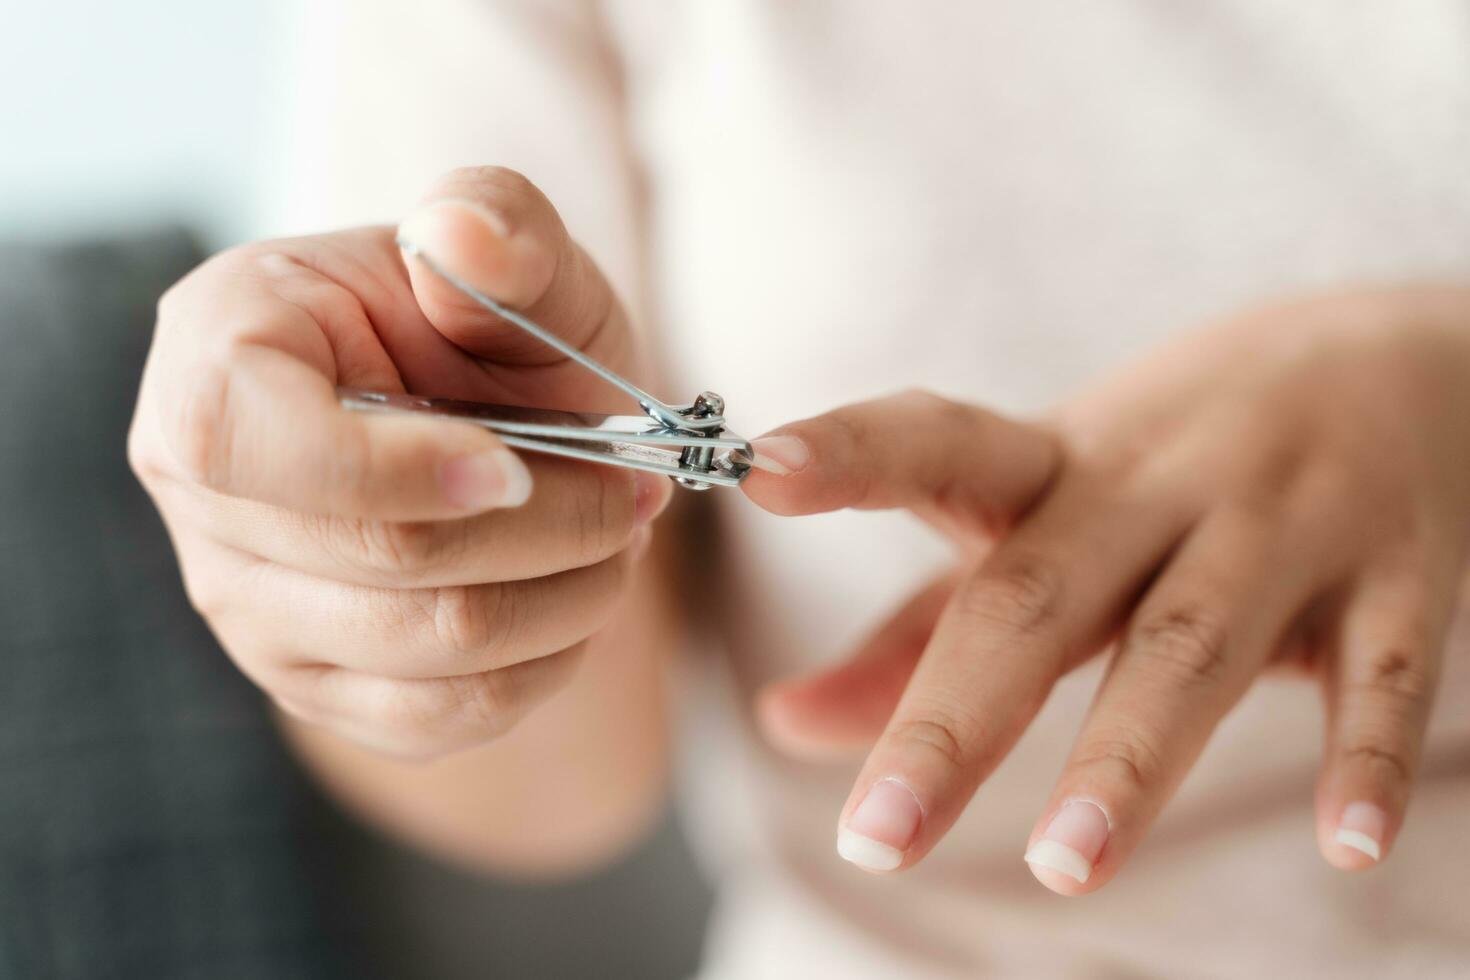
left=1246, top=440, right=1312, bottom=502
left=368, top=674, right=516, bottom=755
left=423, top=584, right=509, bottom=659
left=900, top=392, right=986, bottom=503
left=364, top=681, right=458, bottom=749
left=1360, top=647, right=1434, bottom=708
left=444, top=672, right=516, bottom=738
left=957, top=556, right=1064, bottom=636
left=821, top=410, right=877, bottom=504
left=350, top=518, right=463, bottom=580
left=889, top=704, right=979, bottom=772
left=330, top=698, right=454, bottom=761
left=895, top=390, right=1001, bottom=452
left=266, top=665, right=425, bottom=753
left=903, top=388, right=971, bottom=427
left=1130, top=606, right=1231, bottom=689
left=1338, top=736, right=1413, bottom=784
left=1072, top=725, right=1167, bottom=794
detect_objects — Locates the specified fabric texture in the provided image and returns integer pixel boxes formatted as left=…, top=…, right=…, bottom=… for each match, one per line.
left=0, top=229, right=358, bottom=979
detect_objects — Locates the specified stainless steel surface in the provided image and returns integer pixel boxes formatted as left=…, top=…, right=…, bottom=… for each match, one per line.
left=338, top=389, right=753, bottom=488
left=397, top=239, right=727, bottom=433
left=365, top=242, right=753, bottom=489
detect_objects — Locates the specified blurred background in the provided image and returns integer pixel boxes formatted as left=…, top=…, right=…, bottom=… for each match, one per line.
left=7, top=3, right=1470, bottom=979
left=0, top=2, right=292, bottom=247
left=0, top=2, right=711, bottom=978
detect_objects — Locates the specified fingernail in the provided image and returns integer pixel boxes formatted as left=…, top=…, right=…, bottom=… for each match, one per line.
left=440, top=449, right=533, bottom=510
left=397, top=198, right=512, bottom=257
left=1024, top=799, right=1110, bottom=884
left=1334, top=801, right=1387, bottom=861
left=633, top=471, right=672, bottom=527
left=837, top=777, right=923, bottom=872
left=748, top=435, right=810, bottom=476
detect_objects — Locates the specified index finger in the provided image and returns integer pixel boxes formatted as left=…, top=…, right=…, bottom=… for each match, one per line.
left=742, top=390, right=1059, bottom=536
left=136, top=276, right=532, bottom=521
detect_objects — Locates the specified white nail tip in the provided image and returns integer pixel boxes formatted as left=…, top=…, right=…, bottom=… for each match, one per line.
left=1024, top=840, right=1093, bottom=883
left=837, top=828, right=904, bottom=872
left=746, top=450, right=792, bottom=476
left=1334, top=828, right=1381, bottom=861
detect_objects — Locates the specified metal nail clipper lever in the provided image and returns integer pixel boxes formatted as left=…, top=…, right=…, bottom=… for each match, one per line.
left=337, top=239, right=753, bottom=490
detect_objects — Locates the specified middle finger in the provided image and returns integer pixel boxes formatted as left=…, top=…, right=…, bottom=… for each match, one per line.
left=165, top=453, right=670, bottom=588
left=835, top=474, right=1192, bottom=872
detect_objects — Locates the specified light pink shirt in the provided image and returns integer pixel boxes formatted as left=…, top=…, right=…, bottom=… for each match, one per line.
left=283, top=3, right=1470, bottom=976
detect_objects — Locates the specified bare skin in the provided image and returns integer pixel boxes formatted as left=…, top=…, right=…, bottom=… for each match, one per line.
left=129, top=167, right=677, bottom=867
left=745, top=286, right=1470, bottom=892
left=132, top=165, right=1470, bottom=889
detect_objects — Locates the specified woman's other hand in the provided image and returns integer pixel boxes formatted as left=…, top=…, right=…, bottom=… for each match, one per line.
left=743, top=287, right=1470, bottom=893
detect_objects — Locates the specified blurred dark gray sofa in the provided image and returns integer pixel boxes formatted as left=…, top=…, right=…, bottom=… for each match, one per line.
left=0, top=228, right=710, bottom=980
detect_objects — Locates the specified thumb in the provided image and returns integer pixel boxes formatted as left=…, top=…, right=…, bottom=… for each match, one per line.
left=742, top=390, right=1059, bottom=537
left=396, top=166, right=633, bottom=389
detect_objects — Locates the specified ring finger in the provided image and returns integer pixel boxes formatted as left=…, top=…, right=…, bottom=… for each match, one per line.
left=198, top=539, right=634, bottom=680
left=1024, top=503, right=1347, bottom=894
left=272, top=643, right=588, bottom=758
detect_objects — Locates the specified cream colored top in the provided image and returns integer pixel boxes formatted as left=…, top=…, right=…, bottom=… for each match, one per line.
left=281, top=2, right=1470, bottom=976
